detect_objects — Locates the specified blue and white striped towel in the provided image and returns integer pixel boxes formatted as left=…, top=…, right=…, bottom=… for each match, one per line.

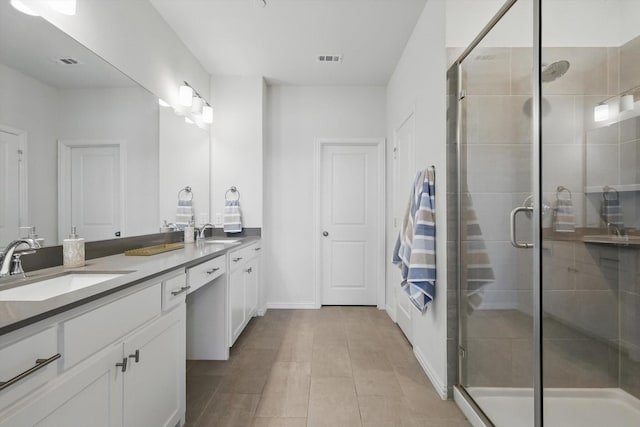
left=223, top=200, right=243, bottom=233
left=392, top=167, right=436, bottom=313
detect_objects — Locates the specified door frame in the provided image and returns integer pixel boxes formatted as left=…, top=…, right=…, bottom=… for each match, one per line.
left=390, top=108, right=416, bottom=322
left=313, top=137, right=386, bottom=309
left=58, top=139, right=127, bottom=243
left=0, top=124, right=28, bottom=230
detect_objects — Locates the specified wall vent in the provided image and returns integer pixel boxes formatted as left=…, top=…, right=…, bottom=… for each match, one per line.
left=316, top=54, right=343, bottom=63
left=52, top=57, right=82, bottom=65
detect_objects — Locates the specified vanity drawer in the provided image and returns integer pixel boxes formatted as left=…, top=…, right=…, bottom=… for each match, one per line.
left=0, top=327, right=58, bottom=408
left=188, top=256, right=225, bottom=294
left=62, top=283, right=161, bottom=369
left=162, top=272, right=189, bottom=311
left=229, top=242, right=261, bottom=268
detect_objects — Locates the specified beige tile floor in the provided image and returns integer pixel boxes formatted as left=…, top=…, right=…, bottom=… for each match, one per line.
left=186, top=307, right=470, bottom=427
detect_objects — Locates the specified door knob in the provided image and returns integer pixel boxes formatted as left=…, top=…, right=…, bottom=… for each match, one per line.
left=322, top=231, right=329, bottom=237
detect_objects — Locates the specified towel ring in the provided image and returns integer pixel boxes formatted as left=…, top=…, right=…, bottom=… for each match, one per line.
left=178, top=186, right=193, bottom=201
left=556, top=185, right=572, bottom=200
left=225, top=186, right=240, bottom=201
left=603, top=185, right=619, bottom=201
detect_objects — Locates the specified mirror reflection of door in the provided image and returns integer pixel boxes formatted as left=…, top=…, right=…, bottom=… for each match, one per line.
left=58, top=140, right=123, bottom=243
left=0, top=126, right=26, bottom=244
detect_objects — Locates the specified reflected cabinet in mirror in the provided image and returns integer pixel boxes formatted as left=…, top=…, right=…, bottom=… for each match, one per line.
left=0, top=2, right=210, bottom=248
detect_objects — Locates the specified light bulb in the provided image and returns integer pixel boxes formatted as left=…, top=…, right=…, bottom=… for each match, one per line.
left=10, top=0, right=39, bottom=16
left=48, top=0, right=76, bottom=15
left=179, top=85, right=193, bottom=107
left=202, top=105, right=213, bottom=124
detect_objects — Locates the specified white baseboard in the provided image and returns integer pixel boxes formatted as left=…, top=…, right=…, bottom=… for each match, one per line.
left=385, top=303, right=396, bottom=323
left=266, top=302, right=318, bottom=310
left=413, top=346, right=448, bottom=400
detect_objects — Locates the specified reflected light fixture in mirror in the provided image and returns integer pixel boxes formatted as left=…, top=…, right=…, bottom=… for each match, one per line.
left=10, top=0, right=39, bottom=16
left=621, top=94, right=635, bottom=112
left=594, top=104, right=609, bottom=122
left=202, top=105, right=213, bottom=123
left=185, top=117, right=194, bottom=125
left=158, top=98, right=170, bottom=107
left=179, top=84, right=193, bottom=106
left=48, top=0, right=76, bottom=15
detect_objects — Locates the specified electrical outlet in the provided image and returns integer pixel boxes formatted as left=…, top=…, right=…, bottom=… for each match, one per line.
left=215, top=213, right=223, bottom=226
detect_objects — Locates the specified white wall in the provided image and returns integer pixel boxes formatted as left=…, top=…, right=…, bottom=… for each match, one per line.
left=24, top=0, right=210, bottom=105
left=386, top=0, right=449, bottom=397
left=0, top=63, right=58, bottom=245
left=159, top=107, right=211, bottom=227
left=210, top=76, right=264, bottom=228
left=56, top=86, right=160, bottom=239
left=264, top=85, right=386, bottom=307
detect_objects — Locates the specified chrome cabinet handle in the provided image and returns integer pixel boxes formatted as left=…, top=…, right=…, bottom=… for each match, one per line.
left=322, top=231, right=329, bottom=237
left=128, top=350, right=140, bottom=363
left=245, top=267, right=252, bottom=274
left=232, top=257, right=243, bottom=263
left=254, top=247, right=261, bottom=251
left=171, top=286, right=191, bottom=296
left=510, top=206, right=534, bottom=248
left=115, top=357, right=128, bottom=373
left=0, top=353, right=61, bottom=392
left=206, top=267, right=220, bottom=274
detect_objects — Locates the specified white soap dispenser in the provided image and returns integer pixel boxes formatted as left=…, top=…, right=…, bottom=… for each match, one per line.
left=184, top=221, right=195, bottom=244
left=63, top=226, right=85, bottom=268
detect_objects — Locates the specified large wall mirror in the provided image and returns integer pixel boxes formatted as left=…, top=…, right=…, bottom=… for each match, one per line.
left=0, top=1, right=210, bottom=248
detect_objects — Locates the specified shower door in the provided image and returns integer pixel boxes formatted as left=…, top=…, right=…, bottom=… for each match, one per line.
left=454, top=0, right=640, bottom=426
left=455, top=0, right=537, bottom=425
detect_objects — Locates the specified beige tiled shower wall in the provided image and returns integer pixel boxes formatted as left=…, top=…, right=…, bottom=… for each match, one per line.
left=447, top=36, right=640, bottom=396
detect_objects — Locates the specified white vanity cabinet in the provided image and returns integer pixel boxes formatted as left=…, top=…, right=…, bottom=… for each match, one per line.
left=228, top=241, right=262, bottom=346
left=0, top=271, right=187, bottom=427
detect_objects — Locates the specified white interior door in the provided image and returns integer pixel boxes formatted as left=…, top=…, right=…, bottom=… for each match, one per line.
left=0, top=128, right=24, bottom=244
left=394, top=113, right=415, bottom=341
left=59, top=141, right=123, bottom=242
left=320, top=142, right=381, bottom=306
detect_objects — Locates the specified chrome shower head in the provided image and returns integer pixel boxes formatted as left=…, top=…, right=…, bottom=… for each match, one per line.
left=541, top=60, right=570, bottom=82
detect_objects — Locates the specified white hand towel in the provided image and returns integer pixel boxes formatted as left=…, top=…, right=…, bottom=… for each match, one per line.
left=224, top=200, right=242, bottom=233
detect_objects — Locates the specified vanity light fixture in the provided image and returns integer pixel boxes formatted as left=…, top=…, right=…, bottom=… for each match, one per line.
left=620, top=94, right=635, bottom=112
left=191, top=96, right=203, bottom=115
left=594, top=103, right=609, bottom=122
left=179, top=84, right=193, bottom=107
left=10, top=0, right=39, bottom=16
left=202, top=104, right=213, bottom=124
left=158, top=98, right=170, bottom=107
left=48, top=0, right=76, bottom=15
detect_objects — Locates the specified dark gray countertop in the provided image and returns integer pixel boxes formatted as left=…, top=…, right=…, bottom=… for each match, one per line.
left=0, top=237, right=260, bottom=336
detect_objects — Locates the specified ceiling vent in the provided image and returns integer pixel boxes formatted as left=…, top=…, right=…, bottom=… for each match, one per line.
left=52, top=57, right=82, bottom=65
left=316, top=54, right=343, bottom=63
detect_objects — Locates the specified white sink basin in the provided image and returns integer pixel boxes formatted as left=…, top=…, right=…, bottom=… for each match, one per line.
left=204, top=239, right=239, bottom=244
left=0, top=273, right=126, bottom=301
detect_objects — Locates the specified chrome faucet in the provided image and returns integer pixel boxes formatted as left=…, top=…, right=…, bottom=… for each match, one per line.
left=198, top=223, right=215, bottom=239
left=0, top=238, right=40, bottom=278
left=607, top=222, right=626, bottom=237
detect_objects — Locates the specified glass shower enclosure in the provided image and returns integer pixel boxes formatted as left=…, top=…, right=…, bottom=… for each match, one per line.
left=449, top=0, right=640, bottom=426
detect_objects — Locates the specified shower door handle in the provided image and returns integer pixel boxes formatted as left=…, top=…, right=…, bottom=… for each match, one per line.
left=510, top=206, right=533, bottom=249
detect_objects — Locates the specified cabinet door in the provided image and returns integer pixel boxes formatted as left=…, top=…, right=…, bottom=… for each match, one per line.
left=245, top=259, right=259, bottom=319
left=123, top=306, right=185, bottom=427
left=0, top=345, right=123, bottom=427
left=229, top=267, right=246, bottom=345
